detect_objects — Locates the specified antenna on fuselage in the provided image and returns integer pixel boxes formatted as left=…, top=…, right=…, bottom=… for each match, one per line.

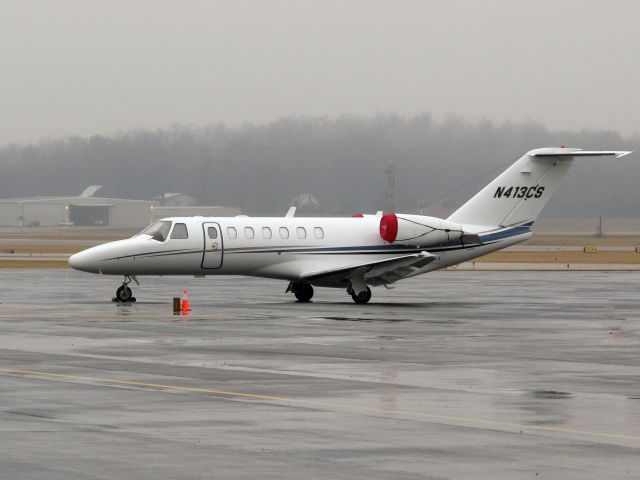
left=285, top=206, right=296, bottom=217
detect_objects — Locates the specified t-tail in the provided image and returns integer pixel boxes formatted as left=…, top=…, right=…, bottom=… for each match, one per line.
left=447, top=147, right=632, bottom=229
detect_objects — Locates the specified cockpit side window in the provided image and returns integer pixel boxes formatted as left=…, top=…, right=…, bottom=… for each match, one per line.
left=170, top=223, right=189, bottom=239
left=141, top=221, right=172, bottom=242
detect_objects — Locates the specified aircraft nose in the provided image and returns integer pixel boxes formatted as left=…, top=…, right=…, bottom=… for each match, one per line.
left=68, top=249, right=98, bottom=273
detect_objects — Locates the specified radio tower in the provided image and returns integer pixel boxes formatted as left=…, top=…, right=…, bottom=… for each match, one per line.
left=386, top=160, right=396, bottom=213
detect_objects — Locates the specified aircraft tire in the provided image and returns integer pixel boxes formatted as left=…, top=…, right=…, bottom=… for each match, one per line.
left=116, top=285, right=133, bottom=302
left=293, top=283, right=314, bottom=302
left=351, top=286, right=371, bottom=304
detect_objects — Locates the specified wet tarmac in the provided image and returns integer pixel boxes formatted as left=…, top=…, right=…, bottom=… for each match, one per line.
left=1, top=269, right=639, bottom=479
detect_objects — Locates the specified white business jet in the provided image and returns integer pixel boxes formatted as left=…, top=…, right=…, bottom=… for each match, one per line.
left=69, top=147, right=631, bottom=304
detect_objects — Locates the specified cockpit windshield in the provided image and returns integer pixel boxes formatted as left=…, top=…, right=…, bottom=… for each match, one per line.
left=140, top=221, right=172, bottom=242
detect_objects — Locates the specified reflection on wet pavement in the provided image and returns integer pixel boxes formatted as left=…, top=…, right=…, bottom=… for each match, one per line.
left=0, top=269, right=639, bottom=479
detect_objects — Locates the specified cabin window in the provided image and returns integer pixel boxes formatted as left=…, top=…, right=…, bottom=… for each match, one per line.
left=170, top=223, right=189, bottom=239
left=141, top=221, right=172, bottom=242
left=262, top=227, right=272, bottom=239
left=279, top=227, right=289, bottom=239
left=244, top=227, right=255, bottom=239
left=227, top=227, right=237, bottom=239
left=207, top=227, right=218, bottom=239
left=296, top=227, right=307, bottom=239
left=314, top=227, right=324, bottom=239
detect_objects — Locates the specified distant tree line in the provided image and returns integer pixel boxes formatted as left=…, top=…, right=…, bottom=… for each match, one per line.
left=0, top=115, right=638, bottom=216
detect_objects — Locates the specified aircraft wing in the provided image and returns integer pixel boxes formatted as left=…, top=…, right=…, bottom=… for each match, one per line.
left=301, top=251, right=438, bottom=288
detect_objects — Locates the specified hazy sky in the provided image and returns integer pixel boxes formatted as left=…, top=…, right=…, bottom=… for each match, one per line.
left=1, top=0, right=639, bottom=145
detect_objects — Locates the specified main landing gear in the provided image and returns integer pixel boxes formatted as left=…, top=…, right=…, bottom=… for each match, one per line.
left=347, top=273, right=372, bottom=304
left=286, top=281, right=372, bottom=304
left=348, top=285, right=372, bottom=304
left=287, top=282, right=314, bottom=302
left=115, top=275, right=138, bottom=303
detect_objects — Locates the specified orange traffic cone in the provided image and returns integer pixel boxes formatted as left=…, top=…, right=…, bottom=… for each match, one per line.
left=181, top=289, right=192, bottom=312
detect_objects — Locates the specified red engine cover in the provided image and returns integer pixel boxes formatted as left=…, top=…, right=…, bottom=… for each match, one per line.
left=379, top=213, right=398, bottom=243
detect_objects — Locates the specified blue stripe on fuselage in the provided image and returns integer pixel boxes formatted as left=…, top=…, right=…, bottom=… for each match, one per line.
left=478, top=224, right=532, bottom=243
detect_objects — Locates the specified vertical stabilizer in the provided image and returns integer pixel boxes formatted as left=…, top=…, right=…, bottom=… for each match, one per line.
left=447, top=148, right=631, bottom=228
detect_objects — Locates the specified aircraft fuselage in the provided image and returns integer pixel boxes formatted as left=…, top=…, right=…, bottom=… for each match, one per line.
left=69, top=215, right=529, bottom=283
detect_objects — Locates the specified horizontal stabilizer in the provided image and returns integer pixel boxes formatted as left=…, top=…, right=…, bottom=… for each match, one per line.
left=530, top=150, right=632, bottom=159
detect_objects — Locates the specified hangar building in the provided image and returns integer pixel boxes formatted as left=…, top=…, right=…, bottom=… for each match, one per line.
left=0, top=186, right=240, bottom=227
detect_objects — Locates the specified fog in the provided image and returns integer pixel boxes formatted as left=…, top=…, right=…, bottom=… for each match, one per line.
left=0, top=115, right=637, bottom=217
left=1, top=1, right=639, bottom=144
left=1, top=1, right=638, bottom=217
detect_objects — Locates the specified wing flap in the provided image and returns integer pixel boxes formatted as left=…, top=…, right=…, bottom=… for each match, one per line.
left=302, top=251, right=438, bottom=287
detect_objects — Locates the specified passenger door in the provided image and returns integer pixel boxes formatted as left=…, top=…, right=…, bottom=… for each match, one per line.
left=201, top=222, right=223, bottom=269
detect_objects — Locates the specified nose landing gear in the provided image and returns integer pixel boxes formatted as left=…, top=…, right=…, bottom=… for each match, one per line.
left=114, top=275, right=138, bottom=303
left=116, top=285, right=133, bottom=302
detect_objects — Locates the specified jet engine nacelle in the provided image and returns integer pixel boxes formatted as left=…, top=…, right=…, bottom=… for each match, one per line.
left=379, top=213, right=465, bottom=246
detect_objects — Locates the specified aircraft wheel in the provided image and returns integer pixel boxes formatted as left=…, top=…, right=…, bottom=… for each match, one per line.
left=116, top=285, right=133, bottom=302
left=351, top=286, right=371, bottom=304
left=294, top=283, right=314, bottom=302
